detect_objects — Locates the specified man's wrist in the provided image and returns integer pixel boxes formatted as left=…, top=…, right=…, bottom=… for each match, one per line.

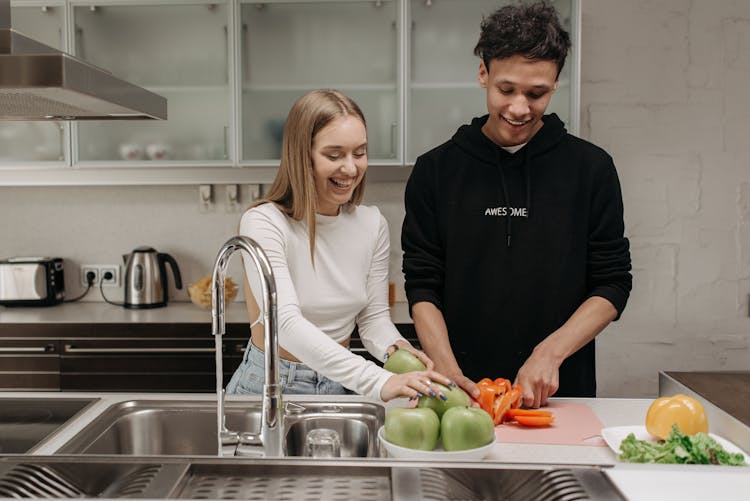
left=532, top=336, right=567, bottom=365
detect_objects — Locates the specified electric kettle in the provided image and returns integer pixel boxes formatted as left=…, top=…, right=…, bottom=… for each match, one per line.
left=122, top=246, right=182, bottom=309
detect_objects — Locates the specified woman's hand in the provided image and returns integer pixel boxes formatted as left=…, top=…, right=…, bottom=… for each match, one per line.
left=385, top=340, right=435, bottom=370
left=379, top=370, right=454, bottom=402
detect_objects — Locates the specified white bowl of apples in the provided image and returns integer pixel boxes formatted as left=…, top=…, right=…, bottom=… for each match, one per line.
left=379, top=382, right=496, bottom=461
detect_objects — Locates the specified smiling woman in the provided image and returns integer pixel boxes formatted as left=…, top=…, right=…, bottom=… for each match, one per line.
left=311, top=114, right=368, bottom=216
left=225, top=89, right=452, bottom=402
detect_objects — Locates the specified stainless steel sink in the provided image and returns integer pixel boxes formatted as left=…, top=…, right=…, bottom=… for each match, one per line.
left=0, top=398, right=98, bottom=454
left=57, top=399, right=384, bottom=457
left=0, top=457, right=626, bottom=500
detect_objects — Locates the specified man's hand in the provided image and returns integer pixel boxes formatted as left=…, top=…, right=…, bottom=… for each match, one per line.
left=515, top=296, right=619, bottom=407
left=514, top=348, right=562, bottom=408
left=444, top=370, right=479, bottom=400
left=411, top=301, right=480, bottom=401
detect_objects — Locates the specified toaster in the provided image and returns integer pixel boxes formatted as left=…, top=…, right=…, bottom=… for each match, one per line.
left=0, top=257, right=65, bottom=306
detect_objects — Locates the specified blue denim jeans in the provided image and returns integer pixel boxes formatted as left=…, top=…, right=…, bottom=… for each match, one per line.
left=226, top=342, right=351, bottom=396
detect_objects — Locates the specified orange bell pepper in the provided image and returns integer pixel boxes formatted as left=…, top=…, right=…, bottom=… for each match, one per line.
left=508, top=384, right=523, bottom=409
left=493, top=377, right=512, bottom=394
left=476, top=378, right=501, bottom=415
left=476, top=377, right=527, bottom=424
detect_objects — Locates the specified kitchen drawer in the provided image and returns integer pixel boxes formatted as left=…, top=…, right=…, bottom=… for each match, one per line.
left=0, top=373, right=60, bottom=391
left=60, top=338, right=243, bottom=392
left=0, top=340, right=60, bottom=390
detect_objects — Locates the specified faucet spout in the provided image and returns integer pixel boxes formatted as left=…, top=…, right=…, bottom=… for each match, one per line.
left=211, top=235, right=283, bottom=457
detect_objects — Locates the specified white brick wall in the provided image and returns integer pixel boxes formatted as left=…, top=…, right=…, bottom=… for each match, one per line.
left=583, top=0, right=750, bottom=396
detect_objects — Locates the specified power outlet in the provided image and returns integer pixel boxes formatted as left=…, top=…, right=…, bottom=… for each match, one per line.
left=81, top=264, right=120, bottom=287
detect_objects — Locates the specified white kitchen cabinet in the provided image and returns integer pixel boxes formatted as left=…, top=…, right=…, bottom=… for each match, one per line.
left=0, top=1, right=69, bottom=165
left=407, top=0, right=578, bottom=160
left=71, top=1, right=233, bottom=165
left=0, top=0, right=579, bottom=185
left=239, top=0, right=400, bottom=163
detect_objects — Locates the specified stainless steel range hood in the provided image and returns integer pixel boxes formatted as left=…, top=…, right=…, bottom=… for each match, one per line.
left=0, top=0, right=166, bottom=120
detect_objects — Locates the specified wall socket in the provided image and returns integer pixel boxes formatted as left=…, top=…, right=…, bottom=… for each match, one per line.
left=81, top=264, right=121, bottom=287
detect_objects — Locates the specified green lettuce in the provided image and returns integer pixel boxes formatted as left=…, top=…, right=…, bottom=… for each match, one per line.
left=618, top=424, right=746, bottom=466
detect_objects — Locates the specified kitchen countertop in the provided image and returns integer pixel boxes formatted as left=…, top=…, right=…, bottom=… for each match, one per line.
left=2, top=392, right=747, bottom=500
left=0, top=301, right=413, bottom=325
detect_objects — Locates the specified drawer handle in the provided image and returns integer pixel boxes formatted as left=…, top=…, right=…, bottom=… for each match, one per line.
left=64, top=345, right=215, bottom=354
left=0, top=346, right=52, bottom=353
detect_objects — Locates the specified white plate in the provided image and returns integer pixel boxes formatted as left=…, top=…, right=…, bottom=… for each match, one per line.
left=601, top=425, right=749, bottom=463
left=377, top=426, right=494, bottom=461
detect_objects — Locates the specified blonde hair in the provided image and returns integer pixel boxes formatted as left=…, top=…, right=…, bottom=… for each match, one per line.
left=253, top=89, right=367, bottom=261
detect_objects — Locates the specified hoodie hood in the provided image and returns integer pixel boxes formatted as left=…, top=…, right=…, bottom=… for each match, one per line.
left=452, top=113, right=567, bottom=163
left=451, top=114, right=567, bottom=247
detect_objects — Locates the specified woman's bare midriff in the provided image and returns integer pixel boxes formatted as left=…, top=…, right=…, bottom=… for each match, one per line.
left=250, top=328, right=350, bottom=363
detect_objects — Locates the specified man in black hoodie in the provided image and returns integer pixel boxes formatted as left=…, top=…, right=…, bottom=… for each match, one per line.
left=401, top=2, right=632, bottom=408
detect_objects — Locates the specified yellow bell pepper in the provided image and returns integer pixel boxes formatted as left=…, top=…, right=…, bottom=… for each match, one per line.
left=645, top=394, right=708, bottom=440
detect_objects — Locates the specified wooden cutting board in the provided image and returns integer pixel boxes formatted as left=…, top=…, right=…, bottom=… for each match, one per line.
left=494, top=401, right=606, bottom=446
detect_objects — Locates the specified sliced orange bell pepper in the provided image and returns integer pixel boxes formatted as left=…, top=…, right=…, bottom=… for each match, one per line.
left=514, top=414, right=554, bottom=427
left=491, top=391, right=515, bottom=425
left=505, top=408, right=553, bottom=419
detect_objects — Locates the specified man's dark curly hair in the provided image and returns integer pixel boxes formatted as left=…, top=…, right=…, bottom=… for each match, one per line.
left=473, top=1, right=571, bottom=76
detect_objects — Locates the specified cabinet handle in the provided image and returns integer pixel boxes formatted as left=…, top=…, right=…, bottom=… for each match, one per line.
left=64, top=344, right=216, bottom=354
left=349, top=347, right=368, bottom=354
left=223, top=126, right=229, bottom=159
left=0, top=346, right=54, bottom=353
left=58, top=123, right=65, bottom=162
left=390, top=122, right=397, bottom=158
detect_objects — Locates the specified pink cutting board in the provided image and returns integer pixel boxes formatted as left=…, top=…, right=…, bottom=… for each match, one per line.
left=494, top=401, right=606, bottom=446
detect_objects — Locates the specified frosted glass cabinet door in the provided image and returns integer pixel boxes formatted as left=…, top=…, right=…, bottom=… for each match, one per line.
left=240, top=0, right=399, bottom=162
left=0, top=3, right=66, bottom=164
left=73, top=1, right=232, bottom=163
left=407, top=0, right=575, bottom=161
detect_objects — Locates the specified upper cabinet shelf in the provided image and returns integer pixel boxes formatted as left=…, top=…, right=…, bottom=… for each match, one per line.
left=0, top=0, right=579, bottom=185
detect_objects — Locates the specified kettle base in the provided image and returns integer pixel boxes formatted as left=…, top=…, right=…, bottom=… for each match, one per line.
left=123, top=302, right=167, bottom=309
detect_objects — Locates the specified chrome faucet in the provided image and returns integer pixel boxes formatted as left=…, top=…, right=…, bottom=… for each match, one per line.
left=211, top=235, right=284, bottom=457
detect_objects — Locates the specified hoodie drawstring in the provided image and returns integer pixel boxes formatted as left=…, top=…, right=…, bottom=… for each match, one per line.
left=494, top=148, right=513, bottom=247
left=495, top=146, right=532, bottom=248
left=524, top=147, right=532, bottom=219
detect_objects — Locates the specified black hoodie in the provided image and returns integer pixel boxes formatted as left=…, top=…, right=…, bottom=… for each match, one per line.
left=401, top=114, right=632, bottom=397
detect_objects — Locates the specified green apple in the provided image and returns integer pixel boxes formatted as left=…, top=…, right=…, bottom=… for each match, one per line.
left=440, top=406, right=496, bottom=451
left=383, top=348, right=426, bottom=374
left=384, top=407, right=440, bottom=451
left=417, top=383, right=471, bottom=418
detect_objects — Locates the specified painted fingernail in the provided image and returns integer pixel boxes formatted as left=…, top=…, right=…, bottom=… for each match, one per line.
left=428, top=390, right=436, bottom=397
left=416, top=392, right=424, bottom=398
left=439, top=393, right=447, bottom=401
left=449, top=382, right=457, bottom=388
left=383, top=353, right=389, bottom=361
